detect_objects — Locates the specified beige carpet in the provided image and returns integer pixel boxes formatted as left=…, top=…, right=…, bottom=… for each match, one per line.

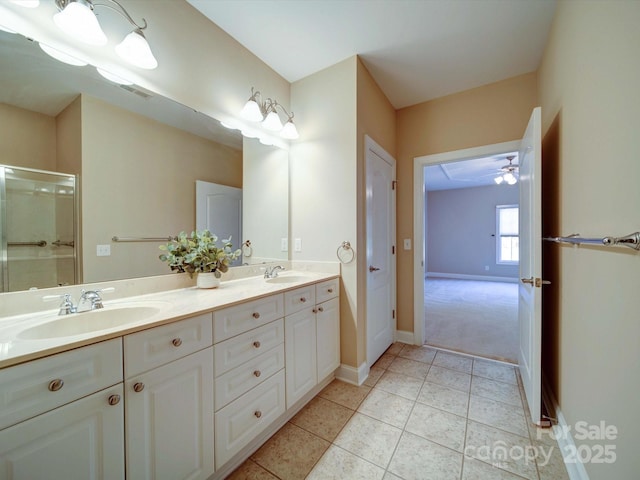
left=424, top=278, right=518, bottom=363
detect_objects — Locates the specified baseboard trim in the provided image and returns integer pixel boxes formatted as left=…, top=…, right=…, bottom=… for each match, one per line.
left=395, top=330, right=415, bottom=345
left=541, top=379, right=590, bottom=480
left=335, top=362, right=369, bottom=386
left=426, top=272, right=518, bottom=283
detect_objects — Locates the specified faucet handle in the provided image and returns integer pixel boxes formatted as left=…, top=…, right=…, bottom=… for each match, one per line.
left=43, top=293, right=76, bottom=315
left=79, top=287, right=114, bottom=310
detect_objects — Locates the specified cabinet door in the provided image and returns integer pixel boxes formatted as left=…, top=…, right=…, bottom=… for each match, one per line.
left=284, top=308, right=317, bottom=407
left=126, top=348, right=214, bottom=480
left=0, top=384, right=124, bottom=480
left=316, top=297, right=340, bottom=381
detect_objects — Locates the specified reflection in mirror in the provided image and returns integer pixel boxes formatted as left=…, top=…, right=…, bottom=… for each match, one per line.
left=0, top=30, right=289, bottom=293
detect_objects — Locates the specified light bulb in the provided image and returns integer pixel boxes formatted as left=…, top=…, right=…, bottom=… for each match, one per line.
left=240, top=99, right=263, bottom=122
left=53, top=0, right=107, bottom=46
left=494, top=175, right=504, bottom=185
left=262, top=111, right=283, bottom=131
left=115, top=30, right=158, bottom=69
left=39, top=42, right=87, bottom=66
left=504, top=172, right=517, bottom=185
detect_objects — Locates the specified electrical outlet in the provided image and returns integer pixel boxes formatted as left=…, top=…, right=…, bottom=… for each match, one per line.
left=281, top=237, right=288, bottom=252
left=97, top=244, right=111, bottom=257
left=294, top=238, right=302, bottom=252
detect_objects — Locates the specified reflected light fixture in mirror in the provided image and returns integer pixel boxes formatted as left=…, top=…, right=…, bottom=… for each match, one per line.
left=10, top=0, right=40, bottom=7
left=240, top=87, right=299, bottom=140
left=39, top=42, right=87, bottom=66
left=52, top=0, right=158, bottom=69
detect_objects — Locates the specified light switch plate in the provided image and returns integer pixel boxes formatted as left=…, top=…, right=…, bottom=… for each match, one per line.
left=294, top=238, right=302, bottom=252
left=281, top=238, right=288, bottom=252
left=97, top=244, right=111, bottom=256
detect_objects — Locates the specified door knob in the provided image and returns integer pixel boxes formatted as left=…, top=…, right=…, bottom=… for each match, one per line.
left=369, top=265, right=380, bottom=272
left=521, top=277, right=551, bottom=287
left=521, top=277, right=534, bottom=285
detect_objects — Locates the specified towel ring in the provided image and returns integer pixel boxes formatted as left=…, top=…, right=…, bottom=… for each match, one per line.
left=242, top=240, right=253, bottom=257
left=336, top=241, right=355, bottom=264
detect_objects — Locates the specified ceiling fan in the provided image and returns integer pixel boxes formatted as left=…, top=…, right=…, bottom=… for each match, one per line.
left=494, top=155, right=518, bottom=185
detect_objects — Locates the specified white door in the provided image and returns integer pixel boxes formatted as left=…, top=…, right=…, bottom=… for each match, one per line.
left=196, top=181, right=242, bottom=261
left=518, top=107, right=543, bottom=425
left=365, top=136, right=396, bottom=367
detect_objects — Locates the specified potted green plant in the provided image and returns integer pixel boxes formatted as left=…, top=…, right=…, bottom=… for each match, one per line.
left=159, top=230, right=241, bottom=288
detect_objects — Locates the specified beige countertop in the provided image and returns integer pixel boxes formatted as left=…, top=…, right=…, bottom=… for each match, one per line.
left=0, top=271, right=339, bottom=369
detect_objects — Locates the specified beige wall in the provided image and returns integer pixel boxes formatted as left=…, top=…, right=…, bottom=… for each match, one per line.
left=80, top=95, right=242, bottom=283
left=538, top=1, right=640, bottom=477
left=395, top=73, right=538, bottom=332
left=0, top=103, right=56, bottom=171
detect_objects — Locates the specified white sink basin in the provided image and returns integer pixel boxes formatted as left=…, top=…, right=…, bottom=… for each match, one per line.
left=18, top=303, right=169, bottom=340
left=265, top=275, right=312, bottom=284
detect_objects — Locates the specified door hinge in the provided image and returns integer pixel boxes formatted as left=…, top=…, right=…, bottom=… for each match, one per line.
left=392, top=245, right=395, bottom=254
left=392, top=180, right=397, bottom=190
left=392, top=309, right=395, bottom=319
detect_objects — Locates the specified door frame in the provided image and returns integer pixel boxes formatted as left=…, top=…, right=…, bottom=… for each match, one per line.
left=412, top=140, right=522, bottom=345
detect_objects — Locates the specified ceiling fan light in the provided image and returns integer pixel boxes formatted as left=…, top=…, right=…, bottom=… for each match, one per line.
left=39, top=42, right=87, bottom=66
left=280, top=119, right=299, bottom=139
left=262, top=110, right=283, bottom=131
left=54, top=0, right=107, bottom=46
left=240, top=99, right=263, bottom=122
left=115, top=29, right=158, bottom=69
left=494, top=175, right=504, bottom=185
left=504, top=172, right=517, bottom=185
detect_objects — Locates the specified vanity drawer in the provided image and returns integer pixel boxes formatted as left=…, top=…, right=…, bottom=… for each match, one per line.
left=215, top=369, right=286, bottom=469
left=316, top=277, right=339, bottom=304
left=213, top=294, right=284, bottom=343
left=124, top=313, right=213, bottom=378
left=214, top=319, right=283, bottom=377
left=284, top=285, right=316, bottom=316
left=215, top=344, right=284, bottom=411
left=0, top=338, right=123, bottom=430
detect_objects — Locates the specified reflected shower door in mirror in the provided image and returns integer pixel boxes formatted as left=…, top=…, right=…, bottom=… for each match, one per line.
left=0, top=166, right=77, bottom=292
left=0, top=29, right=289, bottom=293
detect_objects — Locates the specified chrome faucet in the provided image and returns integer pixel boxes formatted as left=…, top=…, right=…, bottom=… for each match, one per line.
left=77, top=290, right=105, bottom=312
left=43, top=287, right=115, bottom=315
left=264, top=265, right=285, bottom=279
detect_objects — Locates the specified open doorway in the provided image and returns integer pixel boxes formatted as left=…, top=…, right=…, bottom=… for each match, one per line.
left=412, top=141, right=522, bottom=363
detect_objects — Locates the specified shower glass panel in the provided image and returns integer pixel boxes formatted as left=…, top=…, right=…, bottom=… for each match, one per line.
left=0, top=165, right=77, bottom=292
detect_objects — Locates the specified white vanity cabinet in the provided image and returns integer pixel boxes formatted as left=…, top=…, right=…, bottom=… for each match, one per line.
left=285, top=278, right=340, bottom=407
left=0, top=339, right=125, bottom=480
left=123, top=313, right=214, bottom=480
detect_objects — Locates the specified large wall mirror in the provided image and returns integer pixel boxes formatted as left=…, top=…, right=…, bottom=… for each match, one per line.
left=0, top=30, right=289, bottom=293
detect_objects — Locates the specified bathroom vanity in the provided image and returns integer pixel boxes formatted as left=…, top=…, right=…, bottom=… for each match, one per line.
left=0, top=270, right=340, bottom=480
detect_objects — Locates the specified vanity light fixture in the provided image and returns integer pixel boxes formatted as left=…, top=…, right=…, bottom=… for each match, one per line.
left=96, top=67, right=133, bottom=85
left=53, top=0, right=158, bottom=69
left=39, top=42, right=88, bottom=66
left=240, top=87, right=299, bottom=140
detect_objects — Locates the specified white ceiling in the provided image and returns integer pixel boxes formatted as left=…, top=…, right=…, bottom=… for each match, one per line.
left=424, top=152, right=519, bottom=191
left=187, top=0, right=557, bottom=109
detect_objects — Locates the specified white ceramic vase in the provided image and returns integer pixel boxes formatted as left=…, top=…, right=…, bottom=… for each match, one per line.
left=196, top=272, right=220, bottom=289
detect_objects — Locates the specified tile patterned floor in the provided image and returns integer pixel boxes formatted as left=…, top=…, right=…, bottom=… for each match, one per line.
left=227, top=344, right=570, bottom=480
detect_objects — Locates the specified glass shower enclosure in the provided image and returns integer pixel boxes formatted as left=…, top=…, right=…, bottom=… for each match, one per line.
left=0, top=165, right=77, bottom=292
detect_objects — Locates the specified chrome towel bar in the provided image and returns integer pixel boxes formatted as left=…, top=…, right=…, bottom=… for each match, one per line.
left=112, top=236, right=177, bottom=243
left=8, top=240, right=47, bottom=247
left=543, top=231, right=640, bottom=251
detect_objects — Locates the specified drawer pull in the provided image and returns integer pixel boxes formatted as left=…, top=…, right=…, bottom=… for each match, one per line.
left=318, top=306, right=324, bottom=312
left=328, top=288, right=334, bottom=293
left=253, top=341, right=261, bottom=349
left=172, top=338, right=183, bottom=347
left=254, top=410, right=262, bottom=419
left=252, top=312, right=260, bottom=319
left=312, top=308, right=318, bottom=313
left=108, top=394, right=121, bottom=406
left=133, top=382, right=145, bottom=393
left=300, top=297, right=307, bottom=303
left=48, top=379, right=64, bottom=392
left=253, top=370, right=261, bottom=378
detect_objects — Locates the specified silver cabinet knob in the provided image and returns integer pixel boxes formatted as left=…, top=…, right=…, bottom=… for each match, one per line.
left=253, top=341, right=261, bottom=348
left=254, top=410, right=262, bottom=418
left=318, top=306, right=324, bottom=312
left=328, top=288, right=334, bottom=293
left=48, top=379, right=64, bottom=392
left=108, top=394, right=121, bottom=406
left=172, top=338, right=182, bottom=347
left=253, top=370, right=261, bottom=378
left=252, top=312, right=260, bottom=319
left=133, top=382, right=145, bottom=393
left=300, top=297, right=307, bottom=303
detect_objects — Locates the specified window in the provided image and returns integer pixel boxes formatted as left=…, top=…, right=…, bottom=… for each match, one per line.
left=496, top=205, right=519, bottom=264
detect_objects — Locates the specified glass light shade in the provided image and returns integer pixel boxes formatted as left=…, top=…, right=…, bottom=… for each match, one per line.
left=220, top=120, right=240, bottom=130
left=240, top=128, right=259, bottom=139
left=262, top=111, right=283, bottom=131
left=259, top=135, right=274, bottom=146
left=96, top=67, right=133, bottom=85
left=494, top=175, right=504, bottom=185
left=240, top=100, right=263, bottom=122
left=115, top=30, right=158, bottom=69
left=281, top=120, right=299, bottom=139
left=39, top=42, right=87, bottom=66
left=53, top=1, right=107, bottom=46
left=504, top=172, right=517, bottom=185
